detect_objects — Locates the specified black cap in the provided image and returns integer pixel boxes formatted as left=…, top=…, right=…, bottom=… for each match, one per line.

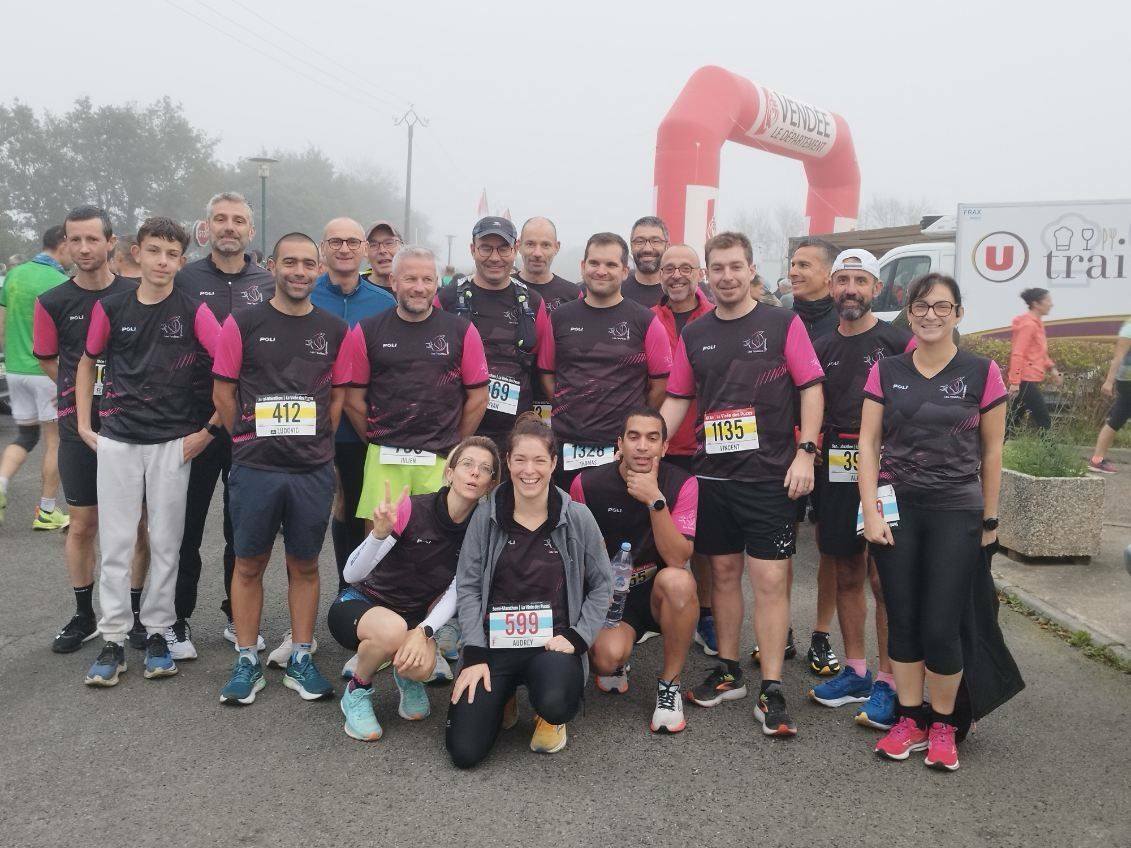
left=472, top=216, right=517, bottom=245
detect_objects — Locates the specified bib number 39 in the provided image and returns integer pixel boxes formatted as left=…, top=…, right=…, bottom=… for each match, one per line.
left=828, top=441, right=859, bottom=483
left=254, top=394, right=316, bottom=437
left=704, top=407, right=759, bottom=454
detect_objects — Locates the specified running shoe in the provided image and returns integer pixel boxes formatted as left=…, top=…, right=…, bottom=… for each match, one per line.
left=809, top=667, right=873, bottom=707
left=754, top=683, right=797, bottom=737
left=651, top=679, right=686, bottom=734
left=595, top=664, right=629, bottom=694
left=165, top=619, right=198, bottom=661
left=686, top=665, right=748, bottom=707
left=220, top=656, right=265, bottom=705
left=342, top=654, right=391, bottom=679
left=222, top=620, right=265, bottom=651
left=267, top=631, right=318, bottom=669
left=393, top=668, right=430, bottom=720
left=502, top=694, right=519, bottom=730
left=1088, top=458, right=1117, bottom=474
left=434, top=620, right=461, bottom=662
left=807, top=631, right=841, bottom=676
left=750, top=627, right=797, bottom=665
left=427, top=648, right=454, bottom=683
left=855, top=680, right=897, bottom=730
left=875, top=716, right=929, bottom=760
left=340, top=684, right=382, bottom=741
left=52, top=613, right=97, bottom=653
left=32, top=507, right=70, bottom=531
left=144, top=632, right=178, bottom=679
left=924, top=722, right=960, bottom=771
left=693, top=613, right=719, bottom=656
left=635, top=630, right=660, bottom=645
left=283, top=654, right=333, bottom=701
left=127, top=617, right=147, bottom=651
left=530, top=716, right=567, bottom=753
left=84, top=641, right=127, bottom=687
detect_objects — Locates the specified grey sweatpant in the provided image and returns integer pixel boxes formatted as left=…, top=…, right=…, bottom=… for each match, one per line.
left=96, top=436, right=190, bottom=644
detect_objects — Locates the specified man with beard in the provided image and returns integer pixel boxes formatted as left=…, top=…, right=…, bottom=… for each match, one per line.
left=173, top=192, right=275, bottom=661
left=515, top=217, right=580, bottom=312
left=622, top=216, right=669, bottom=308
left=213, top=232, right=352, bottom=705
left=362, top=221, right=402, bottom=293
left=807, top=250, right=913, bottom=731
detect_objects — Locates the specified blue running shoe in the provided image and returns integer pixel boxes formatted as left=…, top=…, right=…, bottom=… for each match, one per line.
left=340, top=684, right=383, bottom=741
left=143, top=632, right=178, bottom=679
left=693, top=613, right=719, bottom=656
left=84, top=641, right=127, bottom=687
left=220, top=656, right=266, bottom=705
left=393, top=668, right=430, bottom=720
left=809, top=666, right=872, bottom=707
left=855, top=679, right=897, bottom=730
left=434, top=620, right=461, bottom=663
left=283, top=654, right=334, bottom=701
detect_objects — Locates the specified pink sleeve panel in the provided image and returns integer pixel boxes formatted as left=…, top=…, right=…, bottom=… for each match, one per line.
left=532, top=299, right=552, bottom=354
left=32, top=299, right=59, bottom=358
left=785, top=315, right=825, bottom=387
left=644, top=316, right=673, bottom=377
left=862, top=361, right=884, bottom=402
left=569, top=474, right=585, bottom=504
left=672, top=475, right=698, bottom=539
left=194, top=303, right=221, bottom=358
left=460, top=323, right=490, bottom=387
left=665, top=337, right=695, bottom=398
left=331, top=330, right=354, bottom=386
left=349, top=325, right=371, bottom=386
left=536, top=317, right=557, bottom=372
left=84, top=301, right=111, bottom=358
left=981, top=360, right=1008, bottom=412
left=904, top=336, right=918, bottom=352
left=211, top=316, right=244, bottom=380
left=392, top=496, right=413, bottom=537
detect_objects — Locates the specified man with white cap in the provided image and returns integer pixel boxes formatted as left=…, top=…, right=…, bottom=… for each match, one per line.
left=806, top=248, right=915, bottom=731
left=362, top=221, right=403, bottom=293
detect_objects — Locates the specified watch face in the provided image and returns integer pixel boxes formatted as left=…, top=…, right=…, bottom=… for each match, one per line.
left=652, top=499, right=666, bottom=511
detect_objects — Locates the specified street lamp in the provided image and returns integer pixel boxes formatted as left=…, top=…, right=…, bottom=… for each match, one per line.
left=248, top=156, right=278, bottom=260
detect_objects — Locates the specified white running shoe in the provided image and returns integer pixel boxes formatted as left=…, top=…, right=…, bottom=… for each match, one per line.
left=635, top=630, right=660, bottom=645
left=266, top=631, right=318, bottom=669
left=341, top=653, right=359, bottom=680
left=595, top=664, right=629, bottom=694
left=164, top=621, right=198, bottom=661
left=427, top=648, right=453, bottom=683
left=650, top=679, right=686, bottom=733
left=434, top=620, right=461, bottom=662
left=222, top=621, right=265, bottom=651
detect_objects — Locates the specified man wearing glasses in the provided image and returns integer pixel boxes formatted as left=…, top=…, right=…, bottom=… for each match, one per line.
left=362, top=221, right=402, bottom=293
left=438, top=217, right=552, bottom=456
left=622, top=216, right=670, bottom=308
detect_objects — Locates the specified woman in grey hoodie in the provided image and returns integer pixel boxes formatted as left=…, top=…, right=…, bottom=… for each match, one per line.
left=446, top=413, right=613, bottom=768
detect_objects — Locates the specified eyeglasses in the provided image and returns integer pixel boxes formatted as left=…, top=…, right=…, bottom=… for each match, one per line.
left=455, top=457, right=495, bottom=476
left=368, top=238, right=402, bottom=250
left=325, top=237, right=363, bottom=251
left=630, top=237, right=668, bottom=249
left=474, top=243, right=516, bottom=259
left=908, top=300, right=956, bottom=318
left=660, top=263, right=697, bottom=276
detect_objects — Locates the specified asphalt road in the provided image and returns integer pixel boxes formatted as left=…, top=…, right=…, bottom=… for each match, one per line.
left=0, top=425, right=1128, bottom=848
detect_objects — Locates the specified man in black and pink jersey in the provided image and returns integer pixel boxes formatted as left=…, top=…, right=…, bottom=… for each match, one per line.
left=347, top=245, right=489, bottom=517
left=515, top=217, right=581, bottom=313
left=438, top=217, right=552, bottom=454
left=661, top=230, right=825, bottom=738
left=622, top=216, right=669, bottom=308
left=211, top=232, right=352, bottom=706
left=34, top=205, right=148, bottom=655
left=537, top=232, right=672, bottom=490
left=570, top=408, right=698, bottom=734
left=806, top=249, right=914, bottom=732
left=75, top=217, right=222, bottom=688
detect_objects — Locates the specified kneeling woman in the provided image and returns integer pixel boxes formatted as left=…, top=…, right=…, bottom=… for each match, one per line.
left=328, top=436, right=500, bottom=741
left=446, top=413, right=612, bottom=768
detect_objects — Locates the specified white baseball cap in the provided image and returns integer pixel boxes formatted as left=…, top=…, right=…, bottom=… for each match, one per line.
left=831, top=248, right=881, bottom=281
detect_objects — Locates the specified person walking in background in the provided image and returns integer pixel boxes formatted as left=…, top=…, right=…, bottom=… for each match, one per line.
left=1007, top=288, right=1061, bottom=431
left=1088, top=319, right=1131, bottom=474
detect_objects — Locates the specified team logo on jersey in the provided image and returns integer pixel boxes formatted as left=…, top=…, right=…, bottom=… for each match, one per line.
left=425, top=334, right=450, bottom=356
left=503, top=308, right=519, bottom=325
left=542, top=539, right=559, bottom=554
left=160, top=315, right=184, bottom=339
left=939, top=376, right=968, bottom=399
left=609, top=321, right=630, bottom=341
left=743, top=331, right=768, bottom=354
left=865, top=347, right=888, bottom=367
left=305, top=332, right=329, bottom=356
left=242, top=286, right=264, bottom=305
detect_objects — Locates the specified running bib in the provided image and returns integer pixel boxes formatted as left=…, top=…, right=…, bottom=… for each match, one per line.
left=630, top=563, right=658, bottom=588
left=704, top=407, right=759, bottom=454
left=856, top=485, right=900, bottom=534
left=532, top=401, right=552, bottom=423
left=489, top=603, right=552, bottom=649
left=379, top=445, right=437, bottom=466
left=828, top=441, right=859, bottom=483
left=562, top=442, right=616, bottom=471
left=254, top=394, right=316, bottom=437
left=487, top=375, right=520, bottom=416
left=93, top=358, right=107, bottom=397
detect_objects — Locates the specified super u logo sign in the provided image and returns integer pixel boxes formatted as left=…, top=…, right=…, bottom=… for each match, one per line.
left=972, top=231, right=1028, bottom=283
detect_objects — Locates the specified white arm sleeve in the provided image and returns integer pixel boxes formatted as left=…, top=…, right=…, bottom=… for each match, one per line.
left=341, top=533, right=398, bottom=584
left=419, top=578, right=458, bottom=634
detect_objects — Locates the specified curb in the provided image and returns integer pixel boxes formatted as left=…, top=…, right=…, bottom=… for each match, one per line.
left=993, top=575, right=1131, bottom=667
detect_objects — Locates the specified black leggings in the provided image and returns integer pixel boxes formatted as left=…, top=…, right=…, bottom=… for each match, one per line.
left=332, top=441, right=369, bottom=591
left=870, top=504, right=982, bottom=676
left=446, top=648, right=584, bottom=769
left=1107, top=380, right=1131, bottom=430
left=1013, top=381, right=1052, bottom=430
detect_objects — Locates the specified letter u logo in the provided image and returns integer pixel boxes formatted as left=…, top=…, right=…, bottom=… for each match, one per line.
left=984, top=245, right=1014, bottom=271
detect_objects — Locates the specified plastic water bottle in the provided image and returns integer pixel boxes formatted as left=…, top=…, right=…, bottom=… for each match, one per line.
left=604, top=542, right=633, bottom=628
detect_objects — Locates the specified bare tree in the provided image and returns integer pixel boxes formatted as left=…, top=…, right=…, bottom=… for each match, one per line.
left=857, top=194, right=936, bottom=229
left=727, top=203, right=804, bottom=278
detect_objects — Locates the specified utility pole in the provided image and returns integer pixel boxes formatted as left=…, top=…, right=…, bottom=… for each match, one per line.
left=445, top=234, right=455, bottom=267
left=395, top=107, right=428, bottom=242
left=248, top=156, right=278, bottom=260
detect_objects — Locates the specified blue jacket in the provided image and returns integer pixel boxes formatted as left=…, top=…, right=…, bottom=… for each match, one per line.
left=311, top=273, right=395, bottom=442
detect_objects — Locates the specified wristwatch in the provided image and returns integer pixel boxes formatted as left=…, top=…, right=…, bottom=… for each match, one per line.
left=983, top=517, right=999, bottom=531
left=651, top=497, right=667, bottom=512
left=419, top=624, right=435, bottom=639
left=206, top=423, right=225, bottom=438
left=797, top=441, right=818, bottom=455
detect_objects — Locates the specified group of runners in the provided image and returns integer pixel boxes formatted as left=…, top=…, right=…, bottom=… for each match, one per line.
left=6, top=192, right=1017, bottom=772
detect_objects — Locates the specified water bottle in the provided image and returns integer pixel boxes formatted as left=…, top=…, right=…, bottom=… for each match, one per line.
left=604, top=542, right=633, bottom=628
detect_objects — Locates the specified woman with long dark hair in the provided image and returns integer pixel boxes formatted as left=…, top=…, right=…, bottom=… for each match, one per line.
left=1007, top=287, right=1061, bottom=430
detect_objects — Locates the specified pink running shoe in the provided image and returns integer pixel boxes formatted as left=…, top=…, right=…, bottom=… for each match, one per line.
left=924, top=722, right=960, bottom=771
left=874, top=716, right=929, bottom=760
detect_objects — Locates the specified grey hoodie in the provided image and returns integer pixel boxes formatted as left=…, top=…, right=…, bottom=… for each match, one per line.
left=455, top=484, right=613, bottom=678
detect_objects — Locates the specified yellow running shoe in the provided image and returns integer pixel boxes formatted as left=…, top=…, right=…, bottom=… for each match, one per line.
left=33, top=507, right=70, bottom=531
left=530, top=715, right=567, bottom=754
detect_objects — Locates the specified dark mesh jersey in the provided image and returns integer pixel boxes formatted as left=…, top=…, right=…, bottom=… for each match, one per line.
left=515, top=274, right=581, bottom=312
left=621, top=273, right=664, bottom=308
left=33, top=275, right=137, bottom=440
left=814, top=320, right=914, bottom=435
left=212, top=302, right=351, bottom=471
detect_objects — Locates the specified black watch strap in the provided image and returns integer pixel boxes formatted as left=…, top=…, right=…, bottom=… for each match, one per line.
left=206, top=423, right=225, bottom=438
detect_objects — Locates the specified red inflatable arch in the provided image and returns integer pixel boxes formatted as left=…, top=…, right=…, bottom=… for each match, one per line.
left=653, top=66, right=861, bottom=252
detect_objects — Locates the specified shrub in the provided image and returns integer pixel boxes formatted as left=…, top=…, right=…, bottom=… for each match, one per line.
left=1002, top=429, right=1088, bottom=478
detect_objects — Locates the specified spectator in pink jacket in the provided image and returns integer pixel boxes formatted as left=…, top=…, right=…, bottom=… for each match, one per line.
left=1008, top=288, right=1062, bottom=430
